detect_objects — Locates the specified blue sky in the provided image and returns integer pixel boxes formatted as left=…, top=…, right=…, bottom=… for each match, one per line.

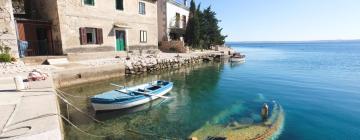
left=197, top=0, right=360, bottom=42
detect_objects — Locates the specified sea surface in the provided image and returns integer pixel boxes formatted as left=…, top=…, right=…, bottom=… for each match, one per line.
left=62, top=41, right=360, bottom=140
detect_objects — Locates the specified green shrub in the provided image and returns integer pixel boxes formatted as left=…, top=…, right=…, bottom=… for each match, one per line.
left=0, top=53, right=11, bottom=62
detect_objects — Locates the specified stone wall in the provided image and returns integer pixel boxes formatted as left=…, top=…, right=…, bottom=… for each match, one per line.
left=0, top=0, right=19, bottom=57
left=159, top=41, right=187, bottom=53
left=55, top=0, right=158, bottom=53
left=65, top=46, right=115, bottom=53
left=66, top=51, right=127, bottom=61
left=52, top=64, right=125, bottom=88
left=124, top=52, right=223, bottom=75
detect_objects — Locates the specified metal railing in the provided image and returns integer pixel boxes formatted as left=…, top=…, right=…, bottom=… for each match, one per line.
left=169, top=17, right=187, bottom=29
left=19, top=40, right=62, bottom=56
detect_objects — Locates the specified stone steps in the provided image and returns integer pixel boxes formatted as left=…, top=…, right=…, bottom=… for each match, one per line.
left=67, top=51, right=127, bottom=61
left=23, top=56, right=67, bottom=65
left=46, top=58, right=69, bottom=65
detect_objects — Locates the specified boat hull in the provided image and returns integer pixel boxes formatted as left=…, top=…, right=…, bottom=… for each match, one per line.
left=92, top=86, right=173, bottom=111
left=230, top=57, right=246, bottom=62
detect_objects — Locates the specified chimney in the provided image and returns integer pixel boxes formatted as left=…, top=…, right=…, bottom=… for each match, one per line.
left=184, top=0, right=188, bottom=6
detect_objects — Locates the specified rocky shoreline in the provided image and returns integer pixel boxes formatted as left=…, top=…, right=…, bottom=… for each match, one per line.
left=123, top=51, right=229, bottom=75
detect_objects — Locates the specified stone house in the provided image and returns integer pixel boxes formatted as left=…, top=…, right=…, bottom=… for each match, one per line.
left=157, top=0, right=189, bottom=53
left=3, top=0, right=159, bottom=57
left=157, top=0, right=189, bottom=42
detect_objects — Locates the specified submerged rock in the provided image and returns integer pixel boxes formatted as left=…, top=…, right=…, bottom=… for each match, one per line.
left=190, top=102, right=285, bottom=140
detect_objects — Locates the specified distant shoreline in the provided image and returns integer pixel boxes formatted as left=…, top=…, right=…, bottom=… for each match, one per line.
left=226, top=39, right=360, bottom=44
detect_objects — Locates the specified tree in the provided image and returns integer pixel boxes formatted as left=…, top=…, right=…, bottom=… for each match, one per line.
left=185, top=0, right=200, bottom=48
left=200, top=6, right=227, bottom=49
left=185, top=2, right=226, bottom=49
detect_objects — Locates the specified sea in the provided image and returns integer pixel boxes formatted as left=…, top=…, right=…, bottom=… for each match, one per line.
left=62, top=41, right=360, bottom=140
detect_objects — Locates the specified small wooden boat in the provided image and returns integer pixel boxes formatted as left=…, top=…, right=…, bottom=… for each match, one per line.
left=230, top=53, right=246, bottom=62
left=91, top=80, right=173, bottom=111
left=229, top=53, right=246, bottom=62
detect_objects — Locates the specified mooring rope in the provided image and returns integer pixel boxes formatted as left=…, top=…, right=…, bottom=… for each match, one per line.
left=55, top=89, right=91, bottom=99
left=0, top=113, right=127, bottom=139
left=0, top=126, right=32, bottom=139
left=54, top=89, right=104, bottom=124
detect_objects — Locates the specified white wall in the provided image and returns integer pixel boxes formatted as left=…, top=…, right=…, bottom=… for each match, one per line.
left=166, top=2, right=189, bottom=40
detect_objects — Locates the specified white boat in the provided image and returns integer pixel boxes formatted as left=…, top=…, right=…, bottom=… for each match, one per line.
left=229, top=53, right=246, bottom=62
left=91, top=80, right=173, bottom=111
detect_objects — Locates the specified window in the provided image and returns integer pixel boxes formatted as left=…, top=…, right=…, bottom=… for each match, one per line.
left=140, top=30, right=147, bottom=43
left=86, top=28, right=96, bottom=44
left=116, top=0, right=123, bottom=10
left=175, top=13, right=180, bottom=27
left=84, top=0, right=94, bottom=6
left=139, top=2, right=146, bottom=15
left=79, top=27, right=103, bottom=45
left=182, top=15, right=187, bottom=28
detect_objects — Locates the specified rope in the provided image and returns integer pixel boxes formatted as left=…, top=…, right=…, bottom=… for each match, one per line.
left=58, top=114, right=126, bottom=138
left=0, top=126, right=31, bottom=139
left=54, top=90, right=104, bottom=124
left=55, top=89, right=91, bottom=99
left=0, top=113, right=126, bottom=139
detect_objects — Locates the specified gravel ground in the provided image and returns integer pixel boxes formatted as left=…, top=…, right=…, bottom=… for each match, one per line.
left=0, top=61, right=57, bottom=78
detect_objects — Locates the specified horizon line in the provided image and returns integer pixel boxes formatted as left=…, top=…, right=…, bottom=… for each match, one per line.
left=226, top=39, right=360, bottom=43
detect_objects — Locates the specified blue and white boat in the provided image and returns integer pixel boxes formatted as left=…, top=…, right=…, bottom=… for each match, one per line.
left=91, top=80, right=173, bottom=111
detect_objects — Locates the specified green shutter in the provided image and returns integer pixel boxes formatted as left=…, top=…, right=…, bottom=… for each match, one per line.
left=116, top=0, right=123, bottom=10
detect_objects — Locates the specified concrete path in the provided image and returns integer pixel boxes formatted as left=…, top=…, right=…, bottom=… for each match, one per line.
left=0, top=78, right=62, bottom=140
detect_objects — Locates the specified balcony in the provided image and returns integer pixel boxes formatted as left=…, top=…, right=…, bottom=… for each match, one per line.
left=169, top=17, right=187, bottom=29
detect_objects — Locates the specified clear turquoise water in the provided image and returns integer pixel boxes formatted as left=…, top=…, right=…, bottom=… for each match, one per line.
left=62, top=41, right=360, bottom=139
left=230, top=41, right=360, bottom=140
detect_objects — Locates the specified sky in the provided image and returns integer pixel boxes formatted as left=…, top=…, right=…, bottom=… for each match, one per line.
left=196, top=0, right=360, bottom=42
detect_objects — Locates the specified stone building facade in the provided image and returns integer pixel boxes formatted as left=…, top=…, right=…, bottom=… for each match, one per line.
left=2, top=0, right=159, bottom=57
left=157, top=0, right=189, bottom=42
left=55, top=0, right=158, bottom=53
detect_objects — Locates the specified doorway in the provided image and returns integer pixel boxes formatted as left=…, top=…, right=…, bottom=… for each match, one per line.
left=36, top=27, right=49, bottom=55
left=16, top=19, right=56, bottom=56
left=115, top=30, right=126, bottom=51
